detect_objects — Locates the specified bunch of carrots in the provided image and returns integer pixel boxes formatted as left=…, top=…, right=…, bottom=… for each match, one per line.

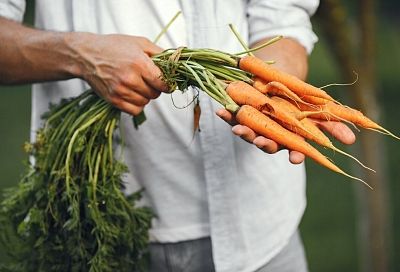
left=153, top=43, right=399, bottom=188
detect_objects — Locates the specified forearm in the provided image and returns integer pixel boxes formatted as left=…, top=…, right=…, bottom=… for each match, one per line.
left=0, top=16, right=166, bottom=115
left=252, top=37, right=309, bottom=81
left=0, top=17, right=83, bottom=84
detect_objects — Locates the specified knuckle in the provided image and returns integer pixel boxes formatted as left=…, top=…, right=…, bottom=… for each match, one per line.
left=120, top=72, right=137, bottom=87
left=137, top=97, right=150, bottom=106
left=134, top=54, right=148, bottom=66
left=108, top=95, right=118, bottom=103
left=140, top=37, right=151, bottom=45
left=113, top=86, right=124, bottom=96
left=148, top=90, right=161, bottom=99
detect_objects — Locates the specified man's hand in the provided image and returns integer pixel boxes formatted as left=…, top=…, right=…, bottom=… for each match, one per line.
left=0, top=17, right=168, bottom=116
left=216, top=108, right=356, bottom=164
left=72, top=34, right=168, bottom=116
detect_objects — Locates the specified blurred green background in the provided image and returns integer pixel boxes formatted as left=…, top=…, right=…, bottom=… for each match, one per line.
left=0, top=1, right=399, bottom=271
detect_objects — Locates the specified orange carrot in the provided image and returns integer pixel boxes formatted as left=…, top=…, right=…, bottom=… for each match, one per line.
left=295, top=102, right=359, bottom=126
left=297, top=100, right=400, bottom=139
left=239, top=55, right=335, bottom=101
left=270, top=96, right=374, bottom=172
left=301, top=95, right=331, bottom=105
left=293, top=101, right=362, bottom=132
left=226, top=81, right=312, bottom=136
left=235, top=105, right=370, bottom=187
left=251, top=77, right=269, bottom=95
left=253, top=78, right=316, bottom=108
left=193, top=101, right=201, bottom=133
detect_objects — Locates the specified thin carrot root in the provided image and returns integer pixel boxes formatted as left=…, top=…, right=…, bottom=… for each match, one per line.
left=329, top=146, right=376, bottom=173
left=366, top=127, right=400, bottom=140
left=336, top=169, right=373, bottom=190
left=319, top=71, right=359, bottom=90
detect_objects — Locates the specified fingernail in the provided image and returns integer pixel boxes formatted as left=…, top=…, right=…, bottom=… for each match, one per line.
left=232, top=125, right=242, bottom=135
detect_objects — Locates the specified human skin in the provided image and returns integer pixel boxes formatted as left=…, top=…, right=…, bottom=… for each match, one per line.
left=0, top=17, right=167, bottom=116
left=0, top=17, right=355, bottom=162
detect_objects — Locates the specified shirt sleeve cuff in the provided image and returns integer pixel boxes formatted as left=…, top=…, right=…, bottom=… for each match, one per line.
left=247, top=0, right=319, bottom=54
left=0, top=0, right=26, bottom=22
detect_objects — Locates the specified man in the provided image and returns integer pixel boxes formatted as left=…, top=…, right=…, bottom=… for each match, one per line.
left=0, top=1, right=355, bottom=271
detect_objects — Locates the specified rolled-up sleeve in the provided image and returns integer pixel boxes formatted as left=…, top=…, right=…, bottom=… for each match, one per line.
left=0, top=0, right=26, bottom=22
left=247, top=0, right=319, bottom=54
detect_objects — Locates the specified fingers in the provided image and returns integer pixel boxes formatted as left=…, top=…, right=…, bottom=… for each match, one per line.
left=114, top=85, right=150, bottom=106
left=232, top=126, right=285, bottom=155
left=135, top=37, right=169, bottom=92
left=126, top=53, right=168, bottom=93
left=121, top=72, right=162, bottom=100
left=314, top=120, right=356, bottom=145
left=217, top=109, right=281, bottom=154
left=82, top=34, right=168, bottom=116
left=141, top=57, right=169, bottom=92
left=136, top=37, right=164, bottom=56
left=216, top=109, right=237, bottom=126
left=253, top=136, right=280, bottom=153
left=289, top=151, right=306, bottom=164
left=252, top=134, right=305, bottom=163
left=217, top=109, right=278, bottom=153
left=232, top=125, right=258, bottom=143
left=216, top=109, right=305, bottom=163
left=109, top=96, right=144, bottom=116
left=107, top=81, right=158, bottom=116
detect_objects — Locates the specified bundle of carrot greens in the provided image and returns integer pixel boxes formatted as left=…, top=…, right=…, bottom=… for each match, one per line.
left=0, top=93, right=152, bottom=272
left=1, top=41, right=399, bottom=271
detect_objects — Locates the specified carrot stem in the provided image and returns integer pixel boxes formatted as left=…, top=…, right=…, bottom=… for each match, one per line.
left=229, top=23, right=254, bottom=56
left=235, top=36, right=283, bottom=56
left=153, top=11, right=182, bottom=44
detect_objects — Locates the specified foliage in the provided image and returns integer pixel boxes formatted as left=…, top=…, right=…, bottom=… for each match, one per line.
left=0, top=92, right=152, bottom=272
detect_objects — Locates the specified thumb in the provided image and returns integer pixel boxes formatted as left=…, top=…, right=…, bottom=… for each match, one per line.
left=136, top=37, right=164, bottom=56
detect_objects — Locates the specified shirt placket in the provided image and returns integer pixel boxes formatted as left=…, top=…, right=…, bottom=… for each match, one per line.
left=183, top=1, right=246, bottom=271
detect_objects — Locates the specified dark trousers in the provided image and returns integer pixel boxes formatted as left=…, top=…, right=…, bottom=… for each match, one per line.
left=148, top=231, right=308, bottom=272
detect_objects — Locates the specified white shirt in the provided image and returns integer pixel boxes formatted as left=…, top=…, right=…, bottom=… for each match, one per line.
left=0, top=1, right=318, bottom=271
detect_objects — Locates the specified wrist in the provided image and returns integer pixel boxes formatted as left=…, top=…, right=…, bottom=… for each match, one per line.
left=63, top=31, right=95, bottom=80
